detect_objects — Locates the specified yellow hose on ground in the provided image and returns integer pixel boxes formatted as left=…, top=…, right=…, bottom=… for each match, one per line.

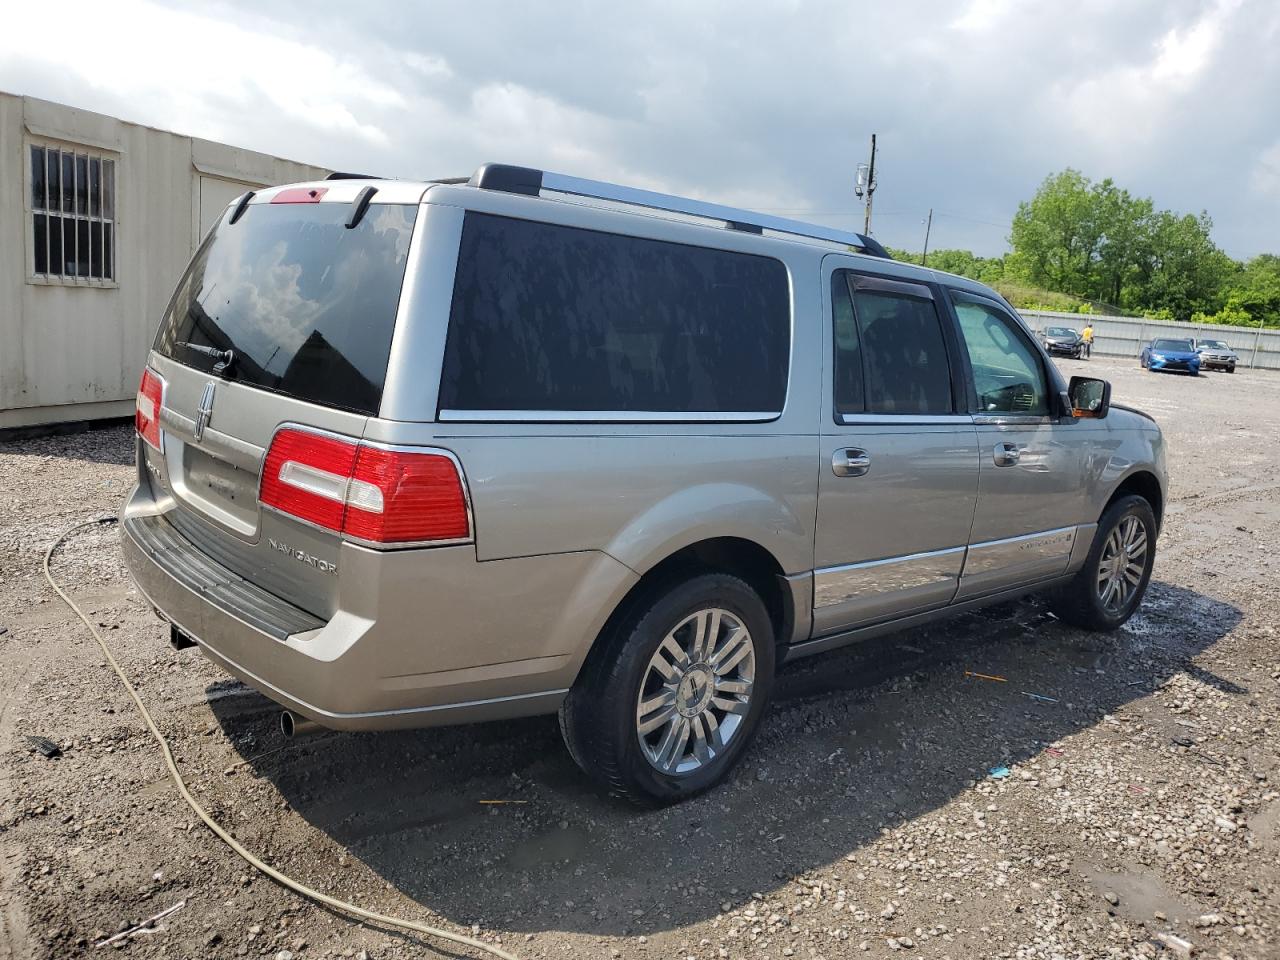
left=43, top=517, right=518, bottom=960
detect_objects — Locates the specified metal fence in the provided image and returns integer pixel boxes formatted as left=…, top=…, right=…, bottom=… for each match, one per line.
left=1020, top=310, right=1280, bottom=371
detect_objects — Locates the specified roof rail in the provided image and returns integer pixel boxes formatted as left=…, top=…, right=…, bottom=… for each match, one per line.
left=325, top=171, right=382, bottom=181
left=468, top=163, right=891, bottom=258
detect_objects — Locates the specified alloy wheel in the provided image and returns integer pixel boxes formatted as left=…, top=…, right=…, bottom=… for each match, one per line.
left=635, top=608, right=755, bottom=775
left=1096, top=515, right=1147, bottom=613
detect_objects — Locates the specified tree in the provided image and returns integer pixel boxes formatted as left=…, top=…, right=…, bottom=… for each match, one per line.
left=1009, top=170, right=1103, bottom=298
left=1134, top=211, right=1233, bottom=320
left=1222, top=255, right=1280, bottom=328
left=1093, top=181, right=1152, bottom=308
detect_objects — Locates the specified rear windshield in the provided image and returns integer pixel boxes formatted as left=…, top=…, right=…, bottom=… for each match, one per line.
left=1153, top=339, right=1193, bottom=352
left=154, top=201, right=417, bottom=415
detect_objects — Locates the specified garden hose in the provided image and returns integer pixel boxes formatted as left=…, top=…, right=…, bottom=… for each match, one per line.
left=43, top=516, right=518, bottom=960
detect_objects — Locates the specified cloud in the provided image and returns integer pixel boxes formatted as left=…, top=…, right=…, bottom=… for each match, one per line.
left=2, top=0, right=1277, bottom=258
left=1251, top=142, right=1280, bottom=202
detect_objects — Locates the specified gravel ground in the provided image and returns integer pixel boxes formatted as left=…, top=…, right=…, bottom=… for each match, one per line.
left=1, top=356, right=1277, bottom=960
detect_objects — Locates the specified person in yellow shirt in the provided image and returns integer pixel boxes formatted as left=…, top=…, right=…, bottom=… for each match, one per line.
left=1081, top=322, right=1094, bottom=359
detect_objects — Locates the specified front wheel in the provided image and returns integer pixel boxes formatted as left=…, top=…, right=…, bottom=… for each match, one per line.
left=559, top=573, right=776, bottom=804
left=1050, top=495, right=1156, bottom=631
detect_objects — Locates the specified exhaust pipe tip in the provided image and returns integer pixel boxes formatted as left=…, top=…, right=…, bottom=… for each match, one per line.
left=279, top=710, right=321, bottom=739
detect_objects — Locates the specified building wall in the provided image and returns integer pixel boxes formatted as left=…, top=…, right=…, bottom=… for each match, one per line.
left=0, top=93, right=329, bottom=428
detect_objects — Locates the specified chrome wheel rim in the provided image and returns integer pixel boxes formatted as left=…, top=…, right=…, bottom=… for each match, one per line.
left=1096, top=515, right=1147, bottom=613
left=636, top=608, right=755, bottom=775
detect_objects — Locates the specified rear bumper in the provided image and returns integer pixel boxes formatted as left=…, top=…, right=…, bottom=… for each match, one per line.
left=120, top=485, right=637, bottom=730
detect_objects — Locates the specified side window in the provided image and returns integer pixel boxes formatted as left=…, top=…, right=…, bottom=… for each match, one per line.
left=950, top=294, right=1050, bottom=416
left=837, top=277, right=953, bottom=416
left=832, top=273, right=864, bottom=415
left=439, top=213, right=791, bottom=415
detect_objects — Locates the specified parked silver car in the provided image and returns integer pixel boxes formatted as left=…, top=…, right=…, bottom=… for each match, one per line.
left=1194, top=338, right=1239, bottom=373
left=122, top=164, right=1167, bottom=803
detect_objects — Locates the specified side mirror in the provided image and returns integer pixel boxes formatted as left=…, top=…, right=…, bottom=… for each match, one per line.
left=1068, top=376, right=1111, bottom=419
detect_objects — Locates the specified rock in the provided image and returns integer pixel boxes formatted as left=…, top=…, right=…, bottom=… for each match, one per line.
left=1155, top=933, right=1193, bottom=959
left=1214, top=816, right=1237, bottom=832
left=881, top=904, right=896, bottom=919
left=275, top=951, right=294, bottom=960
left=1103, top=891, right=1119, bottom=906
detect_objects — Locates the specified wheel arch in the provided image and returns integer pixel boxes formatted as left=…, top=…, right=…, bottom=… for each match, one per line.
left=597, top=536, right=799, bottom=664
left=1105, top=469, right=1164, bottom=532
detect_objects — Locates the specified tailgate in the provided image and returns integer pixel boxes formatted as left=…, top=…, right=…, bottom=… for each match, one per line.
left=138, top=188, right=420, bottom=619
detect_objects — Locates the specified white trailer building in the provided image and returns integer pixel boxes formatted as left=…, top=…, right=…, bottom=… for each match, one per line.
left=0, top=93, right=330, bottom=429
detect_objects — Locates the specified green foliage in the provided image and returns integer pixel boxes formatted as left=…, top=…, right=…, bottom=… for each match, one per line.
left=990, top=281, right=1090, bottom=313
left=1192, top=297, right=1251, bottom=326
left=1221, top=255, right=1280, bottom=328
left=1009, top=169, right=1233, bottom=322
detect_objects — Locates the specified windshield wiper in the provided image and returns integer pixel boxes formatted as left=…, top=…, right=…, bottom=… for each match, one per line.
left=177, top=342, right=236, bottom=377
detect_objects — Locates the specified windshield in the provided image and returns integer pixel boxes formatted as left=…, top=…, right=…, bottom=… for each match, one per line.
left=1200, top=340, right=1229, bottom=350
left=1046, top=327, right=1077, bottom=337
left=154, top=201, right=417, bottom=415
left=1152, top=339, right=1193, bottom=352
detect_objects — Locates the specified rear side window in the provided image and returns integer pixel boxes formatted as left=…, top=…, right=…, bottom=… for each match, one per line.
left=834, top=273, right=953, bottom=416
left=439, top=214, right=791, bottom=416
left=154, top=202, right=417, bottom=415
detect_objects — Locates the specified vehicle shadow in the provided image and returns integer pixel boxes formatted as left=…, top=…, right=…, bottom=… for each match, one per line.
left=209, top=579, right=1240, bottom=939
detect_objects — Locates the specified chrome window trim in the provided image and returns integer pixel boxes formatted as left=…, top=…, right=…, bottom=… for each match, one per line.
left=971, top=414, right=1055, bottom=426
left=438, top=409, right=781, bottom=424
left=259, top=421, right=476, bottom=549
left=837, top=413, right=973, bottom=427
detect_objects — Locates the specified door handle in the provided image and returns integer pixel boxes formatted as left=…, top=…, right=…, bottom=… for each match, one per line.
left=832, top=448, right=871, bottom=477
left=993, top=442, right=1021, bottom=467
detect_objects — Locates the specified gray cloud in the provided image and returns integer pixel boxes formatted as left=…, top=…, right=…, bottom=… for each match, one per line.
left=4, top=0, right=1277, bottom=257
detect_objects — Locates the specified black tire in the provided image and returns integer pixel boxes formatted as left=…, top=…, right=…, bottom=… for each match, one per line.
left=1228, top=365, right=1236, bottom=374
left=559, top=573, right=776, bottom=805
left=1050, top=494, right=1157, bottom=631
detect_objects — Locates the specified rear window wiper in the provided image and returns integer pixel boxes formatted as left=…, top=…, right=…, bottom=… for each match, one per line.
left=177, top=342, right=236, bottom=377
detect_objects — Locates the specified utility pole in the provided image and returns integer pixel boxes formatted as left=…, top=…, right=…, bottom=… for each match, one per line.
left=921, top=208, right=933, bottom=266
left=854, top=134, right=878, bottom=236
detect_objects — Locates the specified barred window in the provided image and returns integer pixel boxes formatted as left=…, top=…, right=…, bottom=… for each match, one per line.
left=29, top=144, right=116, bottom=282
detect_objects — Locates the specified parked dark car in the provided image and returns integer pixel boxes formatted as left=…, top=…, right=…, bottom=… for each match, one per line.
left=1140, top=338, right=1201, bottom=375
left=1041, top=326, right=1084, bottom=358
left=1194, top=338, right=1239, bottom=373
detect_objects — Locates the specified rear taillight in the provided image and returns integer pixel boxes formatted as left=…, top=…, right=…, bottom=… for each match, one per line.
left=259, top=428, right=471, bottom=546
left=136, top=367, right=165, bottom=451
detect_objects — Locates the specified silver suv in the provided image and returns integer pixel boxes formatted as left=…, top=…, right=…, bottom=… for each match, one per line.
left=122, top=164, right=1167, bottom=803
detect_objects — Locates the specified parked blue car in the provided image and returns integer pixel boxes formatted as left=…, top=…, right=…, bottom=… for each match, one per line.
left=1140, top=337, right=1202, bottom=375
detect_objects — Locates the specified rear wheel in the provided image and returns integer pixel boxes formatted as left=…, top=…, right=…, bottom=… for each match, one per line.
left=559, top=573, right=775, bottom=804
left=1050, top=494, right=1156, bottom=631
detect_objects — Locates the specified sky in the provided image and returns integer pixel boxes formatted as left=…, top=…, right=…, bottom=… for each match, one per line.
left=3, top=0, right=1278, bottom=259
